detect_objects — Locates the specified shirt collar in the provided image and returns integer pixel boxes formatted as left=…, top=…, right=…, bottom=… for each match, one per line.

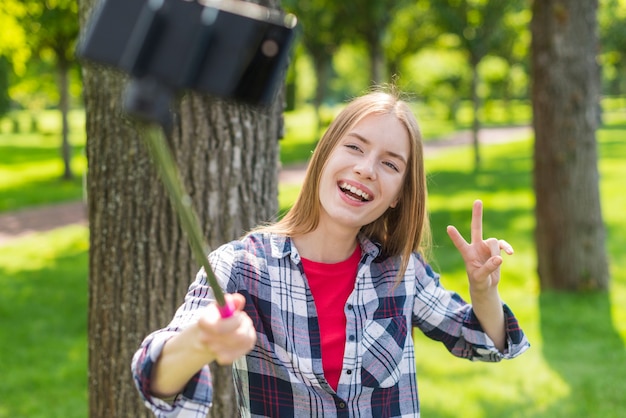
left=268, top=232, right=381, bottom=262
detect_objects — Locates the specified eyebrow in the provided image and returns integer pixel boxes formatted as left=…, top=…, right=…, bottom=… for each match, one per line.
left=347, top=132, right=408, bottom=166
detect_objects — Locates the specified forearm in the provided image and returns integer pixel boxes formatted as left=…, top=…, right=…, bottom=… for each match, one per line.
left=470, top=289, right=506, bottom=351
left=150, top=324, right=215, bottom=398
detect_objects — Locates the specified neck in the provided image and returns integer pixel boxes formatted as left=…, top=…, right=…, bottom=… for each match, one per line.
left=293, top=226, right=359, bottom=263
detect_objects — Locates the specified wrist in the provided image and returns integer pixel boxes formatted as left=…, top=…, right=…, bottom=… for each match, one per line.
left=470, top=286, right=501, bottom=303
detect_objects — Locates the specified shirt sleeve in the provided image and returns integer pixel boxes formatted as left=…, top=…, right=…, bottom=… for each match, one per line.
left=130, top=243, right=239, bottom=417
left=131, top=329, right=212, bottom=417
left=411, top=256, right=530, bottom=361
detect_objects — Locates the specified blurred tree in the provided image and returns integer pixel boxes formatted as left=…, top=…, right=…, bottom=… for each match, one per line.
left=16, top=0, right=79, bottom=180
left=486, top=6, right=531, bottom=123
left=531, top=0, right=609, bottom=291
left=0, top=57, right=10, bottom=118
left=430, top=0, right=526, bottom=170
left=385, top=0, right=438, bottom=84
left=79, top=0, right=287, bottom=416
left=283, top=0, right=345, bottom=131
left=599, top=0, right=626, bottom=96
left=336, top=0, right=412, bottom=85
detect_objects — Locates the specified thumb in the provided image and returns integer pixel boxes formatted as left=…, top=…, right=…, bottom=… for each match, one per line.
left=474, top=255, right=502, bottom=281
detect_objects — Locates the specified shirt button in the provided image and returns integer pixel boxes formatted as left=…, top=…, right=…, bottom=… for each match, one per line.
left=346, top=369, right=352, bottom=375
left=347, top=304, right=353, bottom=310
left=338, top=401, right=346, bottom=409
left=348, top=335, right=355, bottom=342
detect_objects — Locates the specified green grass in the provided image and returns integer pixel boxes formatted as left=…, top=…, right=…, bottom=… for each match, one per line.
left=0, top=110, right=87, bottom=212
left=1, top=107, right=625, bottom=417
left=413, top=127, right=626, bottom=418
left=0, top=226, right=88, bottom=418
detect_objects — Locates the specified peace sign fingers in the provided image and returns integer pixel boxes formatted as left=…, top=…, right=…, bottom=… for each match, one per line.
left=471, top=199, right=484, bottom=245
left=447, top=200, right=514, bottom=291
left=445, top=200, right=486, bottom=256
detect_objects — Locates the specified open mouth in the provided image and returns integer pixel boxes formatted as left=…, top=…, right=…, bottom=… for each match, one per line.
left=339, top=182, right=371, bottom=202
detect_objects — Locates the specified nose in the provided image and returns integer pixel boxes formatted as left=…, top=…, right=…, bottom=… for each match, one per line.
left=354, top=157, right=377, bottom=180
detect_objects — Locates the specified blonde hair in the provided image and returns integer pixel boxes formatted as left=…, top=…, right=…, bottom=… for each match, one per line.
left=259, top=89, right=431, bottom=280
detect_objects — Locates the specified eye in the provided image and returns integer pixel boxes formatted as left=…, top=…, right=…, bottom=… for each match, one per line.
left=383, top=161, right=400, bottom=172
left=345, top=144, right=362, bottom=152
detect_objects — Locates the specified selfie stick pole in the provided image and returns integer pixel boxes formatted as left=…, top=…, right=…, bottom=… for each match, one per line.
left=125, top=77, right=235, bottom=318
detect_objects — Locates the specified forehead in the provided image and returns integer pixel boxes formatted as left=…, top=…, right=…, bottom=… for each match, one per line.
left=347, top=113, right=411, bottom=156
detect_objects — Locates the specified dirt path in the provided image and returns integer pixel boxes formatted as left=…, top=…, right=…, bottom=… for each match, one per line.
left=0, top=126, right=530, bottom=245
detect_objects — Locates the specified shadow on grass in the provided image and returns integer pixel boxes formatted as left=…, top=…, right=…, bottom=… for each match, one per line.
left=537, top=291, right=626, bottom=417
left=0, top=176, right=84, bottom=212
left=426, top=143, right=533, bottom=198
left=464, top=292, right=625, bottom=418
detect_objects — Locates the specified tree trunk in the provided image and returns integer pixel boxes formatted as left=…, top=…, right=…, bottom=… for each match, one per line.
left=470, top=59, right=481, bottom=171
left=368, top=37, right=385, bottom=85
left=58, top=57, right=73, bottom=180
left=312, top=54, right=331, bottom=134
left=531, top=0, right=609, bottom=291
left=79, top=1, right=284, bottom=416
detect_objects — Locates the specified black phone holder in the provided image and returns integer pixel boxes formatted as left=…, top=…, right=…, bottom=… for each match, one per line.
left=78, top=0, right=297, bottom=125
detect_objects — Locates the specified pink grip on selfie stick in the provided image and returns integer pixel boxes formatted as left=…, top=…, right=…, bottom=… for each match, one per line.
left=218, top=298, right=236, bottom=318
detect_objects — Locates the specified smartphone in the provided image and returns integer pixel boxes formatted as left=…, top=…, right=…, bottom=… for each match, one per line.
left=78, top=0, right=297, bottom=106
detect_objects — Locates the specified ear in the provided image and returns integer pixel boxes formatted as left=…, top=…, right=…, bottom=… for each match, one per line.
left=390, top=196, right=400, bottom=208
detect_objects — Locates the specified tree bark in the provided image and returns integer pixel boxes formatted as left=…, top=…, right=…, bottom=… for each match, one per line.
left=79, top=0, right=284, bottom=416
left=531, top=0, right=609, bottom=291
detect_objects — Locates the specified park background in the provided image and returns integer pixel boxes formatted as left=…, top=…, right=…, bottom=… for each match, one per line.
left=1, top=1, right=625, bottom=417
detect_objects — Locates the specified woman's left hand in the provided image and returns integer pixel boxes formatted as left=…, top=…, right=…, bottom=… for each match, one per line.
left=446, top=199, right=514, bottom=294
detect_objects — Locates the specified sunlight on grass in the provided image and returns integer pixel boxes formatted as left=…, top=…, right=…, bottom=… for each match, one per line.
left=0, top=226, right=88, bottom=418
left=0, top=159, right=84, bottom=188
left=415, top=330, right=571, bottom=417
left=0, top=128, right=86, bottom=211
left=598, top=127, right=626, bottom=343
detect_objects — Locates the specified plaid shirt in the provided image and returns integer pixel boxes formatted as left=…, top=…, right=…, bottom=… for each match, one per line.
left=132, top=232, right=530, bottom=417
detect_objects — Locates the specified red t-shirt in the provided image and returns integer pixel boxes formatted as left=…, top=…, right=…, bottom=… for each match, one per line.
left=301, top=245, right=361, bottom=391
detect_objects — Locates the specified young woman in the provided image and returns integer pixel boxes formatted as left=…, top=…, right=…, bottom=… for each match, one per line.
left=132, top=90, right=530, bottom=417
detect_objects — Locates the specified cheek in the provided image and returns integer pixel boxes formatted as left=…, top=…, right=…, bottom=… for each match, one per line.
left=388, top=175, right=405, bottom=195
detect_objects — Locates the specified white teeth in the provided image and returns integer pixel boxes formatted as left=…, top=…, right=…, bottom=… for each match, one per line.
left=340, top=182, right=370, bottom=201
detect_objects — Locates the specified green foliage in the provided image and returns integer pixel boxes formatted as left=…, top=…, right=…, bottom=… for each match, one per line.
left=0, top=2, right=29, bottom=75
left=599, top=0, right=626, bottom=95
left=0, top=0, right=80, bottom=110
left=21, top=0, right=79, bottom=63
left=330, top=44, right=371, bottom=100
left=404, top=48, right=471, bottom=104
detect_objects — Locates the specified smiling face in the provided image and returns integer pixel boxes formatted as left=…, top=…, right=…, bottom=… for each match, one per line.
left=317, top=112, right=411, bottom=234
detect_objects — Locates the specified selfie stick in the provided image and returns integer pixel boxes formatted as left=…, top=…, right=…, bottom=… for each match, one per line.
left=148, top=127, right=235, bottom=317
left=123, top=78, right=235, bottom=318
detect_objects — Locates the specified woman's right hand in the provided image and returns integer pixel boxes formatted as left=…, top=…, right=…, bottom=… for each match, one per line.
left=194, top=293, right=257, bottom=365
left=150, top=293, right=256, bottom=398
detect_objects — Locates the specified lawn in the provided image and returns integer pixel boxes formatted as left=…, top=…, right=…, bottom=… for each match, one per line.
left=1, top=107, right=625, bottom=417
left=0, top=110, right=86, bottom=212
